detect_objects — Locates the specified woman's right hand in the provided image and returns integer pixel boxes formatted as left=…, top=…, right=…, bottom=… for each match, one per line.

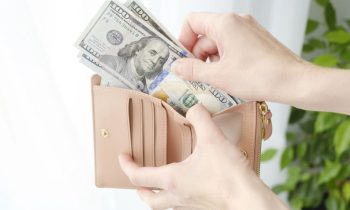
left=172, top=12, right=350, bottom=115
left=171, top=12, right=310, bottom=103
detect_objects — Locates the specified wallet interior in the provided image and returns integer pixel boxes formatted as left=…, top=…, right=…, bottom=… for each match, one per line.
left=91, top=75, right=263, bottom=188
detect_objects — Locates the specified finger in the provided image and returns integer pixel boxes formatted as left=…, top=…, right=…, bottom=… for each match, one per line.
left=171, top=58, right=219, bottom=83
left=209, top=54, right=220, bottom=62
left=179, top=12, right=220, bottom=51
left=118, top=154, right=172, bottom=189
left=186, top=104, right=225, bottom=145
left=192, top=36, right=218, bottom=61
left=137, top=187, right=179, bottom=210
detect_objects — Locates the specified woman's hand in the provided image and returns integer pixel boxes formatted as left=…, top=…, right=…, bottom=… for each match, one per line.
left=171, top=12, right=308, bottom=104
left=119, top=104, right=289, bottom=210
left=171, top=12, right=350, bottom=115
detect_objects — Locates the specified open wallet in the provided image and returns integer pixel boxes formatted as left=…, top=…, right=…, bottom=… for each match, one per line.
left=91, top=74, right=273, bottom=189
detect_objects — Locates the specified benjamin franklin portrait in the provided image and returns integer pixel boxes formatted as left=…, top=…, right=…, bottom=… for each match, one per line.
left=99, top=36, right=170, bottom=93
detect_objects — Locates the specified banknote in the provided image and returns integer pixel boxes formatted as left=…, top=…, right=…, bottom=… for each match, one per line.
left=124, top=0, right=189, bottom=53
left=122, top=0, right=242, bottom=110
left=76, top=0, right=239, bottom=114
left=98, top=0, right=191, bottom=87
left=79, top=52, right=128, bottom=87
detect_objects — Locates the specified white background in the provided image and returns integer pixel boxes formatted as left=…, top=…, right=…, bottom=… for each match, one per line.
left=0, top=0, right=312, bottom=209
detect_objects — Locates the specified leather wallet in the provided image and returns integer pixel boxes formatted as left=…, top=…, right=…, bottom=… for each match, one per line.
left=91, top=74, right=272, bottom=189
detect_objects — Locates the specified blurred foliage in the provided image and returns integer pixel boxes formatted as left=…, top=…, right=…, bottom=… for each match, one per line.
left=273, top=1, right=350, bottom=210
left=261, top=148, right=278, bottom=162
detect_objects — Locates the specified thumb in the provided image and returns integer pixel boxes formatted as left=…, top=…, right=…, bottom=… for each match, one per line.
left=186, top=104, right=226, bottom=145
left=171, top=58, right=217, bottom=83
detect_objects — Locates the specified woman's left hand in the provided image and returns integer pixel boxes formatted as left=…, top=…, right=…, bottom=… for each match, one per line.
left=119, top=104, right=288, bottom=210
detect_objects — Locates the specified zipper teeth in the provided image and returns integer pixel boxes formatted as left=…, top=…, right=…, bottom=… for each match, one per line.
left=256, top=101, right=268, bottom=175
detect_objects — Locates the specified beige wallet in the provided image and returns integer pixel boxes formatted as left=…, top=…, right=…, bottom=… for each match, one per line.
left=91, top=75, right=272, bottom=189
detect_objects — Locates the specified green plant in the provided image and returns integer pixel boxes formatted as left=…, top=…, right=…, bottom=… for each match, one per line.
left=273, top=1, right=350, bottom=210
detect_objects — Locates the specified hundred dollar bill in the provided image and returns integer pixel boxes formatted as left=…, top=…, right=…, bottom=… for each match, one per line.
left=122, top=0, right=243, bottom=107
left=76, top=0, right=238, bottom=114
left=124, top=0, right=189, bottom=53
left=98, top=0, right=190, bottom=87
left=79, top=52, right=128, bottom=87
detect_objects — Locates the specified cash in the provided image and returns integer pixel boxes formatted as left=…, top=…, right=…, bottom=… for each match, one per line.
left=76, top=0, right=240, bottom=115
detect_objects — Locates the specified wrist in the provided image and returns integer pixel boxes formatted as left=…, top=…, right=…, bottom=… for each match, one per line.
left=263, top=59, right=315, bottom=106
left=223, top=170, right=289, bottom=210
left=226, top=175, right=289, bottom=210
left=281, top=62, right=350, bottom=114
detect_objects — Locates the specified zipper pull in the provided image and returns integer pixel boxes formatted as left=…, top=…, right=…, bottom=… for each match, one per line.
left=258, top=101, right=272, bottom=140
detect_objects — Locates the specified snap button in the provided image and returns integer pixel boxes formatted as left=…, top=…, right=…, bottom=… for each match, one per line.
left=240, top=149, right=248, bottom=158
left=100, top=129, right=109, bottom=138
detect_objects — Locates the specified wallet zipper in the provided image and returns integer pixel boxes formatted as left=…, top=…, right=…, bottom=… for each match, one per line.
left=258, top=101, right=269, bottom=140
left=256, top=101, right=270, bottom=175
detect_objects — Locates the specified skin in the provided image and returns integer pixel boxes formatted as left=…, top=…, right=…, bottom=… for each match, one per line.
left=119, top=12, right=350, bottom=210
left=134, top=39, right=169, bottom=79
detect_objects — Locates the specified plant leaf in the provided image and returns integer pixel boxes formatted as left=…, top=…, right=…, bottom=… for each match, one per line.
left=340, top=50, right=350, bottom=61
left=286, top=132, right=297, bottom=142
left=272, top=184, right=289, bottom=194
left=325, top=2, right=336, bottom=30
left=325, top=195, right=338, bottom=210
left=314, top=112, right=345, bottom=133
left=334, top=120, right=350, bottom=158
left=316, top=0, right=329, bottom=7
left=345, top=63, right=350, bottom=69
left=318, top=161, right=342, bottom=184
left=291, top=196, right=303, bottom=210
left=330, top=188, right=342, bottom=200
left=342, top=181, right=350, bottom=202
left=297, top=142, right=308, bottom=159
left=280, top=146, right=294, bottom=169
left=289, top=107, right=306, bottom=124
left=261, top=148, right=277, bottom=162
left=306, top=19, right=319, bottom=34
left=303, top=43, right=315, bottom=53
left=285, top=166, right=301, bottom=190
left=309, top=38, right=325, bottom=48
left=300, top=171, right=311, bottom=181
left=312, top=54, right=338, bottom=67
left=325, top=29, right=350, bottom=44
left=337, top=165, right=350, bottom=180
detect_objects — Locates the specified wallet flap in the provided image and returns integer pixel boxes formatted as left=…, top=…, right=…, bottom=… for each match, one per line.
left=92, top=85, right=133, bottom=188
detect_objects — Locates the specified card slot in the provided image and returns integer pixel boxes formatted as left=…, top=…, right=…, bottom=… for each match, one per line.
left=142, top=98, right=155, bottom=167
left=181, top=125, right=192, bottom=159
left=129, top=97, right=144, bottom=167
left=154, top=103, right=167, bottom=166
left=190, top=126, right=196, bottom=154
